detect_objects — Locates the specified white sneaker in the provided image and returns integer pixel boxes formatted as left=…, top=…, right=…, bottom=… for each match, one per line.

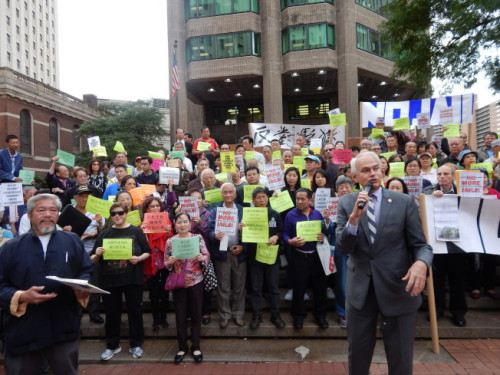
left=101, top=347, right=121, bottom=361
left=327, top=287, right=335, bottom=300
left=284, top=289, right=293, bottom=301
left=129, top=346, right=144, bottom=359
left=304, top=292, right=310, bottom=301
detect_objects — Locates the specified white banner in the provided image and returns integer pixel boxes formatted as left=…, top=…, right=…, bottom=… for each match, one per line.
left=249, top=123, right=345, bottom=149
left=360, top=93, right=475, bottom=128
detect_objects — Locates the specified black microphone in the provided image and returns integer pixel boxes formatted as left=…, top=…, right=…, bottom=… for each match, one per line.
left=357, top=182, right=374, bottom=210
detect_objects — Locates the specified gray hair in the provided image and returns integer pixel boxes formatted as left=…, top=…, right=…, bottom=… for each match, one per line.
left=27, top=194, right=61, bottom=213
left=350, top=151, right=381, bottom=176
left=23, top=185, right=37, bottom=194
left=174, top=141, right=184, bottom=148
left=200, top=168, right=215, bottom=179
left=336, top=176, right=354, bottom=189
left=220, top=182, right=236, bottom=192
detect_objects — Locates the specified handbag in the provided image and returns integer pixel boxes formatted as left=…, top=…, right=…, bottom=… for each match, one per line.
left=164, top=262, right=187, bottom=291
left=202, top=259, right=218, bottom=292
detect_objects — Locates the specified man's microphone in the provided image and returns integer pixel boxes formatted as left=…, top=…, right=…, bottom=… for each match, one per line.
left=357, top=182, right=374, bottom=210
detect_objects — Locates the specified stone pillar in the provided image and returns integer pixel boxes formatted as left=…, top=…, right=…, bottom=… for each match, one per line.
left=261, top=1, right=283, bottom=124
left=336, top=1, right=361, bottom=139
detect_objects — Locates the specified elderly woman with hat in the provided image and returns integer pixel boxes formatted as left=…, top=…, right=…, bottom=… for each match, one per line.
left=458, top=149, right=478, bottom=170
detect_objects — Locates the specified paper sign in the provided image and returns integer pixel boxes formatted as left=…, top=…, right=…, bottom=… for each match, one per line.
left=242, top=207, right=269, bottom=243
left=458, top=171, right=483, bottom=197
left=85, top=195, right=113, bottom=219
left=143, top=212, right=170, bottom=233
left=93, top=145, right=107, bottom=157
left=169, top=150, right=185, bottom=162
left=471, top=162, right=493, bottom=178
left=178, top=196, right=199, bottom=218
left=197, top=142, right=211, bottom=151
left=266, top=166, right=285, bottom=191
left=159, top=167, right=179, bottom=185
left=203, top=188, right=223, bottom=204
left=126, top=210, right=141, bottom=226
left=244, top=150, right=256, bottom=161
left=102, top=238, right=133, bottom=260
left=310, top=139, right=322, bottom=151
left=404, top=176, right=423, bottom=196
left=148, top=151, right=164, bottom=160
left=432, top=158, right=438, bottom=169
left=329, top=113, right=346, bottom=127
left=296, top=220, right=321, bottom=242
left=166, top=159, right=180, bottom=168
left=141, top=184, right=156, bottom=196
left=300, top=179, right=311, bottom=189
left=371, top=129, right=385, bottom=139
left=151, top=158, right=164, bottom=170
left=301, top=148, right=309, bottom=156
left=235, top=154, right=245, bottom=172
left=272, top=151, right=282, bottom=159
left=443, top=124, right=460, bottom=138
left=417, top=113, right=430, bottom=127
left=113, top=141, right=125, bottom=152
left=172, top=236, right=200, bottom=260
left=255, top=243, right=279, bottom=265
left=215, top=173, right=228, bottom=182
left=389, top=162, right=405, bottom=178
left=326, top=197, right=339, bottom=221
left=269, top=190, right=294, bottom=213
left=87, top=136, right=100, bottom=150
left=314, top=188, right=331, bottom=212
left=392, top=117, right=410, bottom=130
left=56, top=149, right=75, bottom=167
left=128, top=186, right=147, bottom=207
left=440, top=108, right=454, bottom=125
left=1, top=183, right=23, bottom=205
left=332, top=149, right=353, bottom=164
left=243, top=185, right=264, bottom=203
left=293, top=156, right=305, bottom=172
left=380, top=151, right=396, bottom=160
left=127, top=167, right=133, bottom=175
left=221, top=152, right=236, bottom=173
left=108, top=196, right=116, bottom=202
left=215, top=207, right=238, bottom=235
left=18, top=169, right=35, bottom=185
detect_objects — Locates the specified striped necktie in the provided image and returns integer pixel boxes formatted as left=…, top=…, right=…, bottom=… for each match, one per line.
left=367, top=195, right=377, bottom=244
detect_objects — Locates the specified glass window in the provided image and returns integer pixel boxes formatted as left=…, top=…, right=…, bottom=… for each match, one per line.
left=49, top=118, right=58, bottom=157
left=20, top=110, right=32, bottom=154
left=288, top=100, right=330, bottom=120
left=281, top=0, right=333, bottom=10
left=216, top=34, right=234, bottom=58
left=185, top=0, right=259, bottom=20
left=210, top=104, right=264, bottom=125
left=215, top=0, right=232, bottom=14
left=72, top=125, right=80, bottom=154
left=308, top=24, right=327, bottom=49
left=356, top=23, right=393, bottom=60
left=233, top=0, right=249, bottom=12
left=282, top=24, right=335, bottom=53
left=355, top=0, right=392, bottom=17
left=187, top=32, right=260, bottom=62
left=290, top=26, right=306, bottom=50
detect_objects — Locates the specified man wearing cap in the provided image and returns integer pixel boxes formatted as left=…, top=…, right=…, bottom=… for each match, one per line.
left=72, top=187, right=105, bottom=324
left=302, top=155, right=322, bottom=187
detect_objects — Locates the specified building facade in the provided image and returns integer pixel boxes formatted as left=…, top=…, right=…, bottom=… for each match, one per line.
left=167, top=0, right=418, bottom=145
left=0, top=0, right=59, bottom=88
left=0, top=67, right=99, bottom=175
left=476, top=100, right=500, bottom=149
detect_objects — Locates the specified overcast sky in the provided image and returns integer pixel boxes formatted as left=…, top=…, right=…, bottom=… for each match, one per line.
left=57, top=1, right=498, bottom=107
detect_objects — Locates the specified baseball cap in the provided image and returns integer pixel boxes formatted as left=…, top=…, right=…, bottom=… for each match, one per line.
left=304, top=155, right=320, bottom=163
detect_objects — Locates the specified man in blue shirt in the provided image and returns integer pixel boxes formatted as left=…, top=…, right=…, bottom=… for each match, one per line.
left=0, top=135, right=23, bottom=183
left=283, top=188, right=329, bottom=330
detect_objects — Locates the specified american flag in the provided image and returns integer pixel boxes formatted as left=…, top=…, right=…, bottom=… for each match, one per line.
left=171, top=51, right=180, bottom=97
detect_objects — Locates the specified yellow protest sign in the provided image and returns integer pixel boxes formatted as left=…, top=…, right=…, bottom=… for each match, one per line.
left=126, top=210, right=141, bottom=226
left=126, top=167, right=133, bottom=175
left=443, top=124, right=460, bottom=138
left=380, top=151, right=396, bottom=160
left=113, top=141, right=125, bottom=152
left=242, top=207, right=269, bottom=243
left=300, top=178, right=311, bottom=189
left=471, top=162, right=493, bottom=178
left=301, top=148, right=309, bottom=156
left=197, top=142, right=211, bottom=151
left=293, top=156, right=305, bottom=172
left=255, top=243, right=279, bottom=265
left=148, top=151, right=164, bottom=160
left=221, top=152, right=236, bottom=173
left=215, top=173, right=228, bottom=182
left=108, top=195, right=116, bottom=202
left=284, top=164, right=294, bottom=171
left=102, top=239, right=133, bottom=260
left=432, top=158, right=438, bottom=169
left=85, top=195, right=113, bottom=219
left=371, top=129, right=385, bottom=139
left=203, top=188, right=223, bottom=204
left=329, top=113, right=346, bottom=127
left=296, top=220, right=321, bottom=242
left=393, top=117, right=410, bottom=130
left=243, top=185, right=264, bottom=203
left=389, top=162, right=405, bottom=178
left=272, top=151, right=281, bottom=159
left=93, top=146, right=107, bottom=157
left=244, top=150, right=256, bottom=161
left=269, top=190, right=294, bottom=213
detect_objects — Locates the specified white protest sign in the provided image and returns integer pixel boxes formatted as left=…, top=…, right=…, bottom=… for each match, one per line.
left=310, top=138, right=322, bottom=150
left=404, top=176, right=423, bottom=196
left=178, top=196, right=199, bottom=218
left=1, top=183, right=23, bottom=206
left=326, top=197, right=339, bottom=222
left=458, top=172, right=483, bottom=197
left=439, top=108, right=454, bottom=125
left=314, top=188, right=331, bottom=212
left=159, top=167, right=179, bottom=185
left=266, top=166, right=285, bottom=191
left=215, top=207, right=238, bottom=235
left=416, top=112, right=430, bottom=128
left=87, top=136, right=100, bottom=150
left=235, top=154, right=245, bottom=172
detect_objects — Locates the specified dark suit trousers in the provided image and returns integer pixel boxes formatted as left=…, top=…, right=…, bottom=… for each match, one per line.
left=433, top=253, right=467, bottom=318
left=249, top=257, right=280, bottom=317
left=173, top=281, right=204, bottom=352
left=291, top=250, right=327, bottom=320
left=346, top=282, right=417, bottom=375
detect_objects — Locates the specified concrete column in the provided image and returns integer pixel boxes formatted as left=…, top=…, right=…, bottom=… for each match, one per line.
left=336, top=1, right=360, bottom=139
left=261, top=1, right=283, bottom=124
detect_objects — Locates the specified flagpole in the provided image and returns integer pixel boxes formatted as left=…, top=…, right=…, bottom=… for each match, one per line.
left=173, top=40, right=180, bottom=147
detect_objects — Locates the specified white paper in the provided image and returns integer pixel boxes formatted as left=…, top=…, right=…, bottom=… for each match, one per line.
left=1, top=183, right=24, bottom=206
left=314, top=188, right=331, bottom=212
left=403, top=176, right=423, bottom=196
left=439, top=108, right=454, bottom=125
left=215, top=207, right=238, bottom=235
left=219, top=234, right=228, bottom=251
left=178, top=196, right=199, bottom=218
left=158, top=167, right=180, bottom=185
left=326, top=197, right=339, bottom=222
left=87, top=136, right=100, bottom=150
left=46, top=275, right=110, bottom=294
left=310, top=138, right=322, bottom=150
left=265, top=166, right=285, bottom=191
left=459, top=172, right=483, bottom=197
left=433, top=195, right=460, bottom=241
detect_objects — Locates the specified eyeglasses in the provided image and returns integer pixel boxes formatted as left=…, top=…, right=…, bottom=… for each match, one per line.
left=110, top=211, right=125, bottom=217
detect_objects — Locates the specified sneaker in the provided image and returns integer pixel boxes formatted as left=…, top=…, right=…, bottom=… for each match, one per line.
left=339, top=316, right=347, bottom=328
left=129, top=346, right=144, bottom=359
left=101, top=347, right=121, bottom=361
left=304, top=292, right=310, bottom=301
left=284, top=289, right=293, bottom=301
left=326, top=287, right=335, bottom=300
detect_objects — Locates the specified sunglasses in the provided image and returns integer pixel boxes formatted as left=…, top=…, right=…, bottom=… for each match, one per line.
left=110, top=210, right=125, bottom=217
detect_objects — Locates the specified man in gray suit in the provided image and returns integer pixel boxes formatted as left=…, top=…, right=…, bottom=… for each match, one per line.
left=336, top=151, right=433, bottom=375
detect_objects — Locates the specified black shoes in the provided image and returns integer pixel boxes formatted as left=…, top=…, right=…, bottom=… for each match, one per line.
left=315, top=317, right=329, bottom=329
left=293, top=318, right=303, bottom=329
left=452, top=316, right=467, bottom=327
left=90, top=314, right=104, bottom=324
left=192, top=349, right=203, bottom=363
left=174, top=351, right=185, bottom=364
left=202, top=315, right=211, bottom=325
left=271, top=316, right=286, bottom=329
left=249, top=315, right=262, bottom=330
